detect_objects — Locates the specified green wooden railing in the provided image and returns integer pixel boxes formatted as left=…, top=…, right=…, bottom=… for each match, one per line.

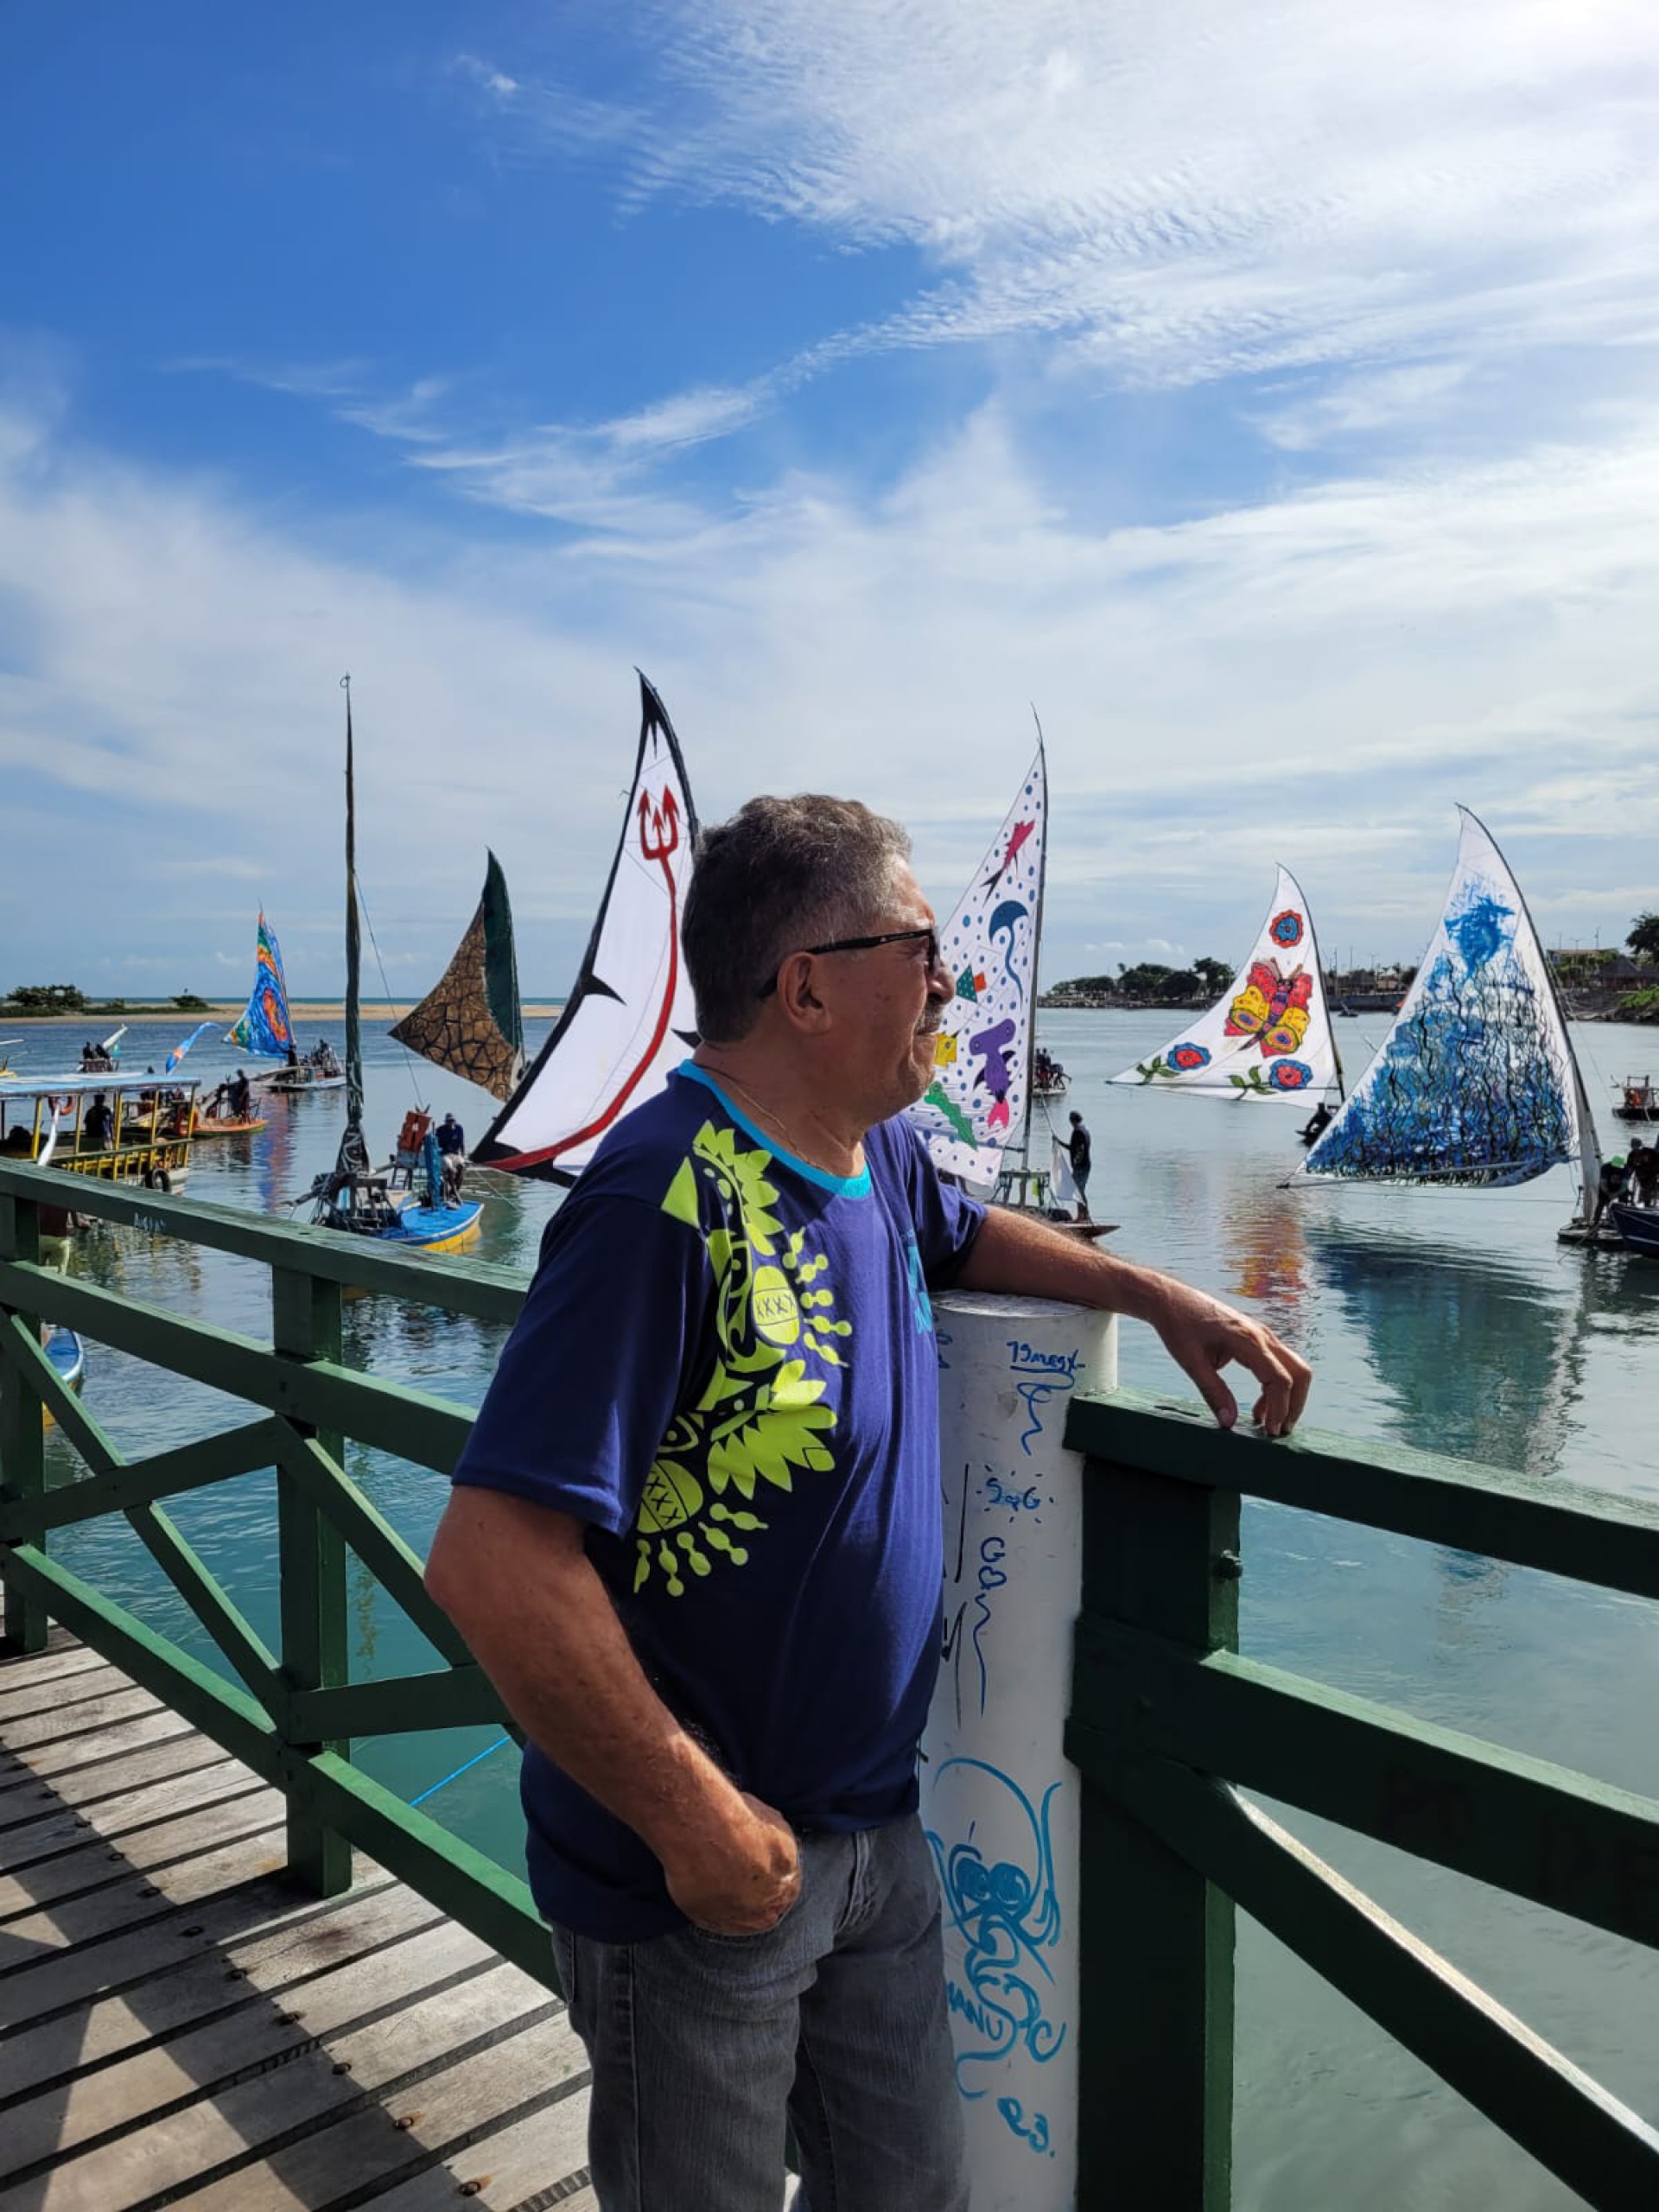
left=1065, top=1391, right=1659, bottom=2212
left=3, top=1157, right=1658, bottom=2208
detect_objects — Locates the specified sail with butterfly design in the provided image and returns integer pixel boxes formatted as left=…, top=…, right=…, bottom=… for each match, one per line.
left=474, top=674, right=700, bottom=1182
left=1111, top=867, right=1341, bottom=1108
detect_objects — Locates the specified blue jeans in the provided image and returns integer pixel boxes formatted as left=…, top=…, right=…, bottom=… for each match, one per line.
left=551, top=1814, right=968, bottom=2212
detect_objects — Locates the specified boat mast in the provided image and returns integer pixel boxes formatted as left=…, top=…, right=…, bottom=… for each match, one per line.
left=342, top=674, right=364, bottom=1134
left=1020, top=709, right=1049, bottom=1180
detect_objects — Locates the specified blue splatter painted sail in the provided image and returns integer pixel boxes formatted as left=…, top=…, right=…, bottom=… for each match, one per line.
left=226, top=912, right=294, bottom=1059
left=1299, top=810, right=1596, bottom=1196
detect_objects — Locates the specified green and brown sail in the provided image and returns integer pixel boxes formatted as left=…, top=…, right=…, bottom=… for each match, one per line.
left=391, top=852, right=526, bottom=1101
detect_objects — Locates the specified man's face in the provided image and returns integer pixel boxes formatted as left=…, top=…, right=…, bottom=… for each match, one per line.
left=812, top=862, right=951, bottom=1122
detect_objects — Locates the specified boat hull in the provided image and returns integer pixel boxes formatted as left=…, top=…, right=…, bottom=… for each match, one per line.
left=1610, top=1202, right=1659, bottom=1257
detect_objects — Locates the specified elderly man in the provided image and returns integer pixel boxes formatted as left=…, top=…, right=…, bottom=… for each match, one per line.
left=426, top=796, right=1310, bottom=2212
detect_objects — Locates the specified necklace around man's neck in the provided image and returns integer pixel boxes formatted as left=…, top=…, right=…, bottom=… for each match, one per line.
left=706, top=1067, right=852, bottom=1179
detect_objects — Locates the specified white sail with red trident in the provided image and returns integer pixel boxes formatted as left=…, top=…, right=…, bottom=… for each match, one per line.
left=475, top=674, right=700, bottom=1182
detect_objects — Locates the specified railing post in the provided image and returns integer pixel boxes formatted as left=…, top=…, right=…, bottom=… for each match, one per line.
left=0, top=1181, right=49, bottom=1656
left=272, top=1263, right=352, bottom=1896
left=1074, top=1459, right=1240, bottom=2210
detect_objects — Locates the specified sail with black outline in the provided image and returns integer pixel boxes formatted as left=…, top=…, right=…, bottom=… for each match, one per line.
left=390, top=852, right=525, bottom=1102
left=1296, top=809, right=1599, bottom=1213
left=474, top=673, right=699, bottom=1182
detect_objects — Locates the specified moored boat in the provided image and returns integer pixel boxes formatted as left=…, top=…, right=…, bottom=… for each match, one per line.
left=0, top=1071, right=199, bottom=1189
left=1612, top=1076, right=1656, bottom=1124
left=1608, top=1201, right=1659, bottom=1257
left=41, top=1326, right=86, bottom=1428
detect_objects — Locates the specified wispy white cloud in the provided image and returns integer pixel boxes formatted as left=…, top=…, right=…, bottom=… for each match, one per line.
left=3, top=372, right=1656, bottom=988
left=459, top=1, right=1659, bottom=396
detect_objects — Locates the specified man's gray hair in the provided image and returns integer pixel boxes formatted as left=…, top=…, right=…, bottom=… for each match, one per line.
left=683, top=796, right=913, bottom=1043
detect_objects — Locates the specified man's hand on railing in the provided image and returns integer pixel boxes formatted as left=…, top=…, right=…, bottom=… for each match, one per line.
left=1141, top=1280, right=1312, bottom=1438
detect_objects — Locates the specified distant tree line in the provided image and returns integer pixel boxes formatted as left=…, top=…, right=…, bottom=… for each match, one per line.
left=3, top=984, right=210, bottom=1014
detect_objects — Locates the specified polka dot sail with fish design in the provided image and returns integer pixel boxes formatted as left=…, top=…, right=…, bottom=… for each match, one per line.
left=906, top=749, right=1046, bottom=1185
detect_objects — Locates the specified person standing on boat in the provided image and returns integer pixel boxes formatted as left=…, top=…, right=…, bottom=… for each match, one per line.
left=227, top=1069, right=252, bottom=1121
left=1067, top=1106, right=1093, bottom=1219
left=82, top=1093, right=113, bottom=1150
left=425, top=795, right=1312, bottom=2212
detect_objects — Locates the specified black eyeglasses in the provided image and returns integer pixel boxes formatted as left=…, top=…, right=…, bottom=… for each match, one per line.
left=758, top=925, right=941, bottom=999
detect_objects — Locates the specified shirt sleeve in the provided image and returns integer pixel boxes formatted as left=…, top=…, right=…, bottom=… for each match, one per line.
left=452, top=1188, right=713, bottom=1538
left=886, top=1117, right=987, bottom=1287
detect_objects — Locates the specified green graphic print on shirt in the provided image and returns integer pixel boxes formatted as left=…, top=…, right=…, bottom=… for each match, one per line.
left=637, top=1120, right=853, bottom=1598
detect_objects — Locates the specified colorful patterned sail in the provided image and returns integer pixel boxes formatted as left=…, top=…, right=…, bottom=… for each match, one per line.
left=226, top=912, right=294, bottom=1058
left=1298, top=810, right=1599, bottom=1202
left=475, top=673, right=699, bottom=1182
left=390, top=851, right=525, bottom=1102
left=906, top=748, right=1046, bottom=1183
left=1111, top=868, right=1339, bottom=1106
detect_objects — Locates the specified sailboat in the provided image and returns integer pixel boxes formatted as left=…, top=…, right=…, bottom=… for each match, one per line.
left=1110, top=868, right=1342, bottom=1121
left=301, top=682, right=483, bottom=1253
left=473, top=673, right=698, bottom=1180
left=903, top=736, right=1109, bottom=1234
left=226, top=913, right=344, bottom=1092
left=388, top=853, right=525, bottom=1103
left=906, top=745, right=1047, bottom=1191
left=1292, top=809, right=1601, bottom=1239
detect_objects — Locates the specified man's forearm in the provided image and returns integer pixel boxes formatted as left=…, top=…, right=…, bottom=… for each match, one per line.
left=425, top=1492, right=745, bottom=1862
left=953, top=1203, right=1178, bottom=1325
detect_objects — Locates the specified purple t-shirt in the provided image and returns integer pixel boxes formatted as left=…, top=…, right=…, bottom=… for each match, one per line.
left=452, top=1064, right=986, bottom=1940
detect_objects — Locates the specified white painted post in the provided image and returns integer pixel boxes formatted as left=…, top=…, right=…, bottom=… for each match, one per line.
left=923, top=1292, right=1117, bottom=2211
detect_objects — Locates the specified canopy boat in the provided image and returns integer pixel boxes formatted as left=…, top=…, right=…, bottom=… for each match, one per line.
left=1612, top=1076, right=1656, bottom=1124
left=1111, top=867, right=1343, bottom=1129
left=301, top=681, right=483, bottom=1253
left=1288, top=810, right=1602, bottom=1242
left=389, top=850, right=525, bottom=1105
left=474, top=673, right=698, bottom=1180
left=226, top=913, right=345, bottom=1093
left=905, top=736, right=1112, bottom=1236
left=0, top=1070, right=199, bottom=1189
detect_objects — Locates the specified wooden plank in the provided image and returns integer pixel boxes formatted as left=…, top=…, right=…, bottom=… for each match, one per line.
left=0, top=1687, right=163, bottom=1753
left=20, top=1969, right=569, bottom=2212
left=1065, top=1388, right=1659, bottom=1603
left=0, top=1645, right=105, bottom=1696
left=1, top=1916, right=498, bottom=2176
left=0, top=1871, right=313, bottom=2031
left=166, top=2001, right=583, bottom=2212
left=1105, top=1754, right=1659, bottom=2212
left=0, top=1788, right=283, bottom=1919
left=0, top=1882, right=432, bottom=2103
left=0, top=1662, right=130, bottom=1724
left=0, top=1732, right=229, bottom=1833
left=0, top=1759, right=257, bottom=1875
left=1073, top=1620, right=1659, bottom=1955
left=365, top=2094, right=591, bottom=2211
left=0, top=1822, right=287, bottom=1974
left=1, top=1710, right=194, bottom=1789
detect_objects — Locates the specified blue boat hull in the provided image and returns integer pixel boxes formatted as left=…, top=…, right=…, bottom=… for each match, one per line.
left=1610, top=1203, right=1659, bottom=1258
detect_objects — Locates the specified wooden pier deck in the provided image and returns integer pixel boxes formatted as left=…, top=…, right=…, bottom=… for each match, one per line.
left=0, top=1624, right=595, bottom=2212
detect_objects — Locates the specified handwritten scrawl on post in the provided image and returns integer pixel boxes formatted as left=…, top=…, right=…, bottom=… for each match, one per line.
left=1007, top=1338, right=1084, bottom=1455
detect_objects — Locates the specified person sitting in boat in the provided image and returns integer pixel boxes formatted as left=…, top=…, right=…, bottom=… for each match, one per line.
left=436, top=1111, right=466, bottom=1159
left=82, top=1093, right=114, bottom=1149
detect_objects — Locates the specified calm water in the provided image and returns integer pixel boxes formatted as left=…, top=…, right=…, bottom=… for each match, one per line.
left=10, top=1010, right=1658, bottom=2209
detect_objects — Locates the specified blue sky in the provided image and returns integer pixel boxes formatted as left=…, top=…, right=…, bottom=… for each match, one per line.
left=3, top=2, right=1657, bottom=999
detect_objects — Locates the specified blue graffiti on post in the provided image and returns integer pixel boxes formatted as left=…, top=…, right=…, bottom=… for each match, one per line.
left=925, top=1758, right=1066, bottom=2098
